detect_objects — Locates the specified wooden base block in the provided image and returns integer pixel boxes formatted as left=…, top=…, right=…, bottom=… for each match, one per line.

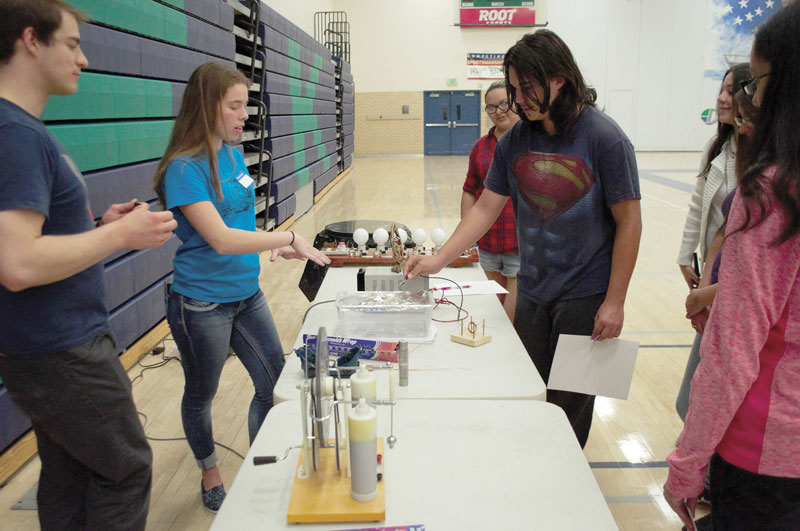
left=287, top=439, right=385, bottom=524
left=450, top=332, right=492, bottom=347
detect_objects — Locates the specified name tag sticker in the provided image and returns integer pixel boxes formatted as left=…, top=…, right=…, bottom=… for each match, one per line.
left=235, top=172, right=254, bottom=188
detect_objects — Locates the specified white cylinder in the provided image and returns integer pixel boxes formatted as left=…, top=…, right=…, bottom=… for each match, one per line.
left=350, top=363, right=377, bottom=401
left=348, top=397, right=377, bottom=502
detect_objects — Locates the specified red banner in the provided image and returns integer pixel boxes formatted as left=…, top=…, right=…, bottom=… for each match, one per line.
left=459, top=7, right=535, bottom=26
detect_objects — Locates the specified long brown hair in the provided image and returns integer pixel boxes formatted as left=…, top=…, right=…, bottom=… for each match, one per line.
left=154, top=62, right=249, bottom=207
left=735, top=3, right=800, bottom=244
left=503, top=30, right=597, bottom=140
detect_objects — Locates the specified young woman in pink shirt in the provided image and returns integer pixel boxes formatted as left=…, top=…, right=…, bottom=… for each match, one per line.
left=664, top=4, right=800, bottom=529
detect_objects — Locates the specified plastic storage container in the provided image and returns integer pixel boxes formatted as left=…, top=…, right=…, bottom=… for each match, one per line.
left=336, top=290, right=434, bottom=339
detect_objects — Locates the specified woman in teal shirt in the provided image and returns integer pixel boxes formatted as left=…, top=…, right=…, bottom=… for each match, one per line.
left=154, top=63, right=329, bottom=513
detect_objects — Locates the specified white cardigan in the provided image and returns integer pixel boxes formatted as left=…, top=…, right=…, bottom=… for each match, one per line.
left=677, top=136, right=737, bottom=266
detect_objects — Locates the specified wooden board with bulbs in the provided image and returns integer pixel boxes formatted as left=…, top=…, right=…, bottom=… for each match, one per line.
left=323, top=244, right=479, bottom=268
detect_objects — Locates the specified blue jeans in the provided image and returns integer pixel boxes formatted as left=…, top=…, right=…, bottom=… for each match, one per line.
left=167, top=289, right=285, bottom=469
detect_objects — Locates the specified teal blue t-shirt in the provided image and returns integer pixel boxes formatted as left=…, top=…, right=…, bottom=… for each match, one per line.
left=164, top=145, right=260, bottom=302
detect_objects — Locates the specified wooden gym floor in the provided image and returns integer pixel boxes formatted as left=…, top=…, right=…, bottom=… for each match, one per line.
left=0, top=152, right=706, bottom=530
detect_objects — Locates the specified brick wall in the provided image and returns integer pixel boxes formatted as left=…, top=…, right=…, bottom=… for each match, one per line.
left=353, top=90, right=492, bottom=155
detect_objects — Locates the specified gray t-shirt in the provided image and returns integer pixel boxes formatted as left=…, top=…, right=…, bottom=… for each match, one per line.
left=485, top=106, right=640, bottom=304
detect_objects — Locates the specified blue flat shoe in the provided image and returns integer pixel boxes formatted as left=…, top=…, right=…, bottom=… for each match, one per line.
left=201, top=481, right=226, bottom=513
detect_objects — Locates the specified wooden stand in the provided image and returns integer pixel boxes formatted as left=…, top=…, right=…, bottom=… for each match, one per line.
left=287, top=439, right=385, bottom=524
left=451, top=318, right=492, bottom=347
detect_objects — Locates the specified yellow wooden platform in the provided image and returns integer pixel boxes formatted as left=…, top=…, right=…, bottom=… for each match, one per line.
left=287, top=438, right=385, bottom=524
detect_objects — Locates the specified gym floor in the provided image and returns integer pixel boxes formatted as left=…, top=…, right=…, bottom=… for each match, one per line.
left=0, top=152, right=706, bottom=530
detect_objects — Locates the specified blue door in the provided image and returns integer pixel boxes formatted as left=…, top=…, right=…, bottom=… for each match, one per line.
left=451, top=91, right=481, bottom=155
left=424, top=90, right=481, bottom=156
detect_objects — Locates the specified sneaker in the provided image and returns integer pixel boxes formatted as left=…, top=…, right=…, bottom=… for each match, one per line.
left=201, top=481, right=226, bottom=513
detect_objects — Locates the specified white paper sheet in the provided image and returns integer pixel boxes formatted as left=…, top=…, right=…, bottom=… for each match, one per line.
left=547, top=334, right=640, bottom=400
left=429, top=280, right=508, bottom=295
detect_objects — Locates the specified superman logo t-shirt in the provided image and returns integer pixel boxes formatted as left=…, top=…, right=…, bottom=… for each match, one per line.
left=484, top=106, right=640, bottom=304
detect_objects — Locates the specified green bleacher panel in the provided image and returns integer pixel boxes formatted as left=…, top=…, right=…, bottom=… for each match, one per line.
left=47, top=120, right=174, bottom=173
left=42, top=73, right=176, bottom=121
left=71, top=0, right=188, bottom=47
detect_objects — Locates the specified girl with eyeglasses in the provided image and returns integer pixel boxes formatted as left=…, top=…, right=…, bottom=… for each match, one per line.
left=461, top=80, right=521, bottom=320
left=665, top=4, right=800, bottom=529
left=674, top=63, right=751, bottom=424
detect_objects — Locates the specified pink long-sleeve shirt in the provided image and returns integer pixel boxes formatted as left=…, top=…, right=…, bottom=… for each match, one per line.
left=667, top=168, right=800, bottom=499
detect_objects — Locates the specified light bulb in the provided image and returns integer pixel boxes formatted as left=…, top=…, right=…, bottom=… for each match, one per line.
left=373, top=227, right=389, bottom=247
left=353, top=227, right=369, bottom=246
left=412, top=228, right=427, bottom=247
left=396, top=228, right=408, bottom=245
left=431, top=228, right=447, bottom=247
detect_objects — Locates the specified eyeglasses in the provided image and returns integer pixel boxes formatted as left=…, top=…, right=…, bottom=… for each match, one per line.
left=740, top=73, right=769, bottom=98
left=484, top=101, right=511, bottom=114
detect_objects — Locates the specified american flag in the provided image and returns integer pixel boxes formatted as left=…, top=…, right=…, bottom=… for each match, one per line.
left=720, top=0, right=780, bottom=36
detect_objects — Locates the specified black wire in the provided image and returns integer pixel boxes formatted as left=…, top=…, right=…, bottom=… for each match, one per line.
left=137, top=411, right=246, bottom=460
left=302, top=299, right=336, bottom=324
left=132, top=350, right=246, bottom=460
left=422, top=275, right=466, bottom=322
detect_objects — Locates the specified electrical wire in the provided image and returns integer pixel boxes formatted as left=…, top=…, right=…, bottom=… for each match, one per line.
left=422, top=275, right=467, bottom=323
left=131, top=343, right=246, bottom=460
left=137, top=411, right=246, bottom=460
left=302, top=299, right=336, bottom=324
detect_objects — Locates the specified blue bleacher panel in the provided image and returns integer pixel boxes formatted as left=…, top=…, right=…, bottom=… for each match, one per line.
left=264, top=127, right=337, bottom=159
left=340, top=71, right=354, bottom=84
left=270, top=173, right=298, bottom=204
left=265, top=114, right=336, bottom=137
left=342, top=113, right=354, bottom=127
left=178, top=0, right=233, bottom=30
left=268, top=194, right=297, bottom=227
left=343, top=143, right=355, bottom=160
left=84, top=160, right=160, bottom=220
left=344, top=135, right=354, bottom=149
left=264, top=50, right=335, bottom=87
left=0, top=386, right=31, bottom=454
left=264, top=94, right=336, bottom=116
left=269, top=140, right=339, bottom=181
left=341, top=91, right=354, bottom=104
left=108, top=277, right=172, bottom=354
left=258, top=25, right=335, bottom=75
left=82, top=24, right=235, bottom=83
left=104, top=238, right=179, bottom=311
left=262, top=72, right=336, bottom=101
left=186, top=16, right=235, bottom=59
left=313, top=165, right=339, bottom=195
left=344, top=155, right=353, bottom=170
left=343, top=124, right=355, bottom=136
left=342, top=102, right=354, bottom=115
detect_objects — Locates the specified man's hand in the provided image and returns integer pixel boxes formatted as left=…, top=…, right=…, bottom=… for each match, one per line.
left=115, top=203, right=177, bottom=249
left=100, top=199, right=140, bottom=226
left=403, top=253, right=446, bottom=280
left=591, top=299, right=624, bottom=340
